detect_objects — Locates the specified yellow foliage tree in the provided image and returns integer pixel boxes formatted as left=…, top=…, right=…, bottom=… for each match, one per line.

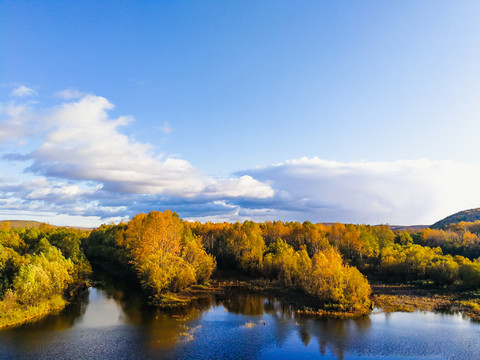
left=121, top=210, right=215, bottom=296
left=0, top=221, right=10, bottom=232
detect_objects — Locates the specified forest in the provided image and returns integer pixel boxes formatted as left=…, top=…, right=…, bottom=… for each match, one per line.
left=1, top=212, right=480, bottom=328
left=0, top=221, right=91, bottom=328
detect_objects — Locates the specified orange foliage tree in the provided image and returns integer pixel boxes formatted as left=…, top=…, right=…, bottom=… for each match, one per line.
left=120, top=210, right=216, bottom=296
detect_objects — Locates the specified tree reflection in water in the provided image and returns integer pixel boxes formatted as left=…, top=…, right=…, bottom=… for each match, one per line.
left=1, top=266, right=374, bottom=359
left=91, top=267, right=214, bottom=349
left=94, top=268, right=374, bottom=357
left=1, top=289, right=90, bottom=349
left=1, top=267, right=479, bottom=360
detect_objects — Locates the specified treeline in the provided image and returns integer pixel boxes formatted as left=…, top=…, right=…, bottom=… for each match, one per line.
left=189, top=221, right=372, bottom=313
left=3, top=211, right=480, bottom=326
left=189, top=220, right=480, bottom=290
left=83, top=211, right=216, bottom=302
left=84, top=212, right=372, bottom=313
left=0, top=222, right=91, bottom=328
left=416, top=221, right=480, bottom=259
left=84, top=212, right=479, bottom=313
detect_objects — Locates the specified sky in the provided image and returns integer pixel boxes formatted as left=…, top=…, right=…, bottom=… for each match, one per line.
left=1, top=1, right=480, bottom=227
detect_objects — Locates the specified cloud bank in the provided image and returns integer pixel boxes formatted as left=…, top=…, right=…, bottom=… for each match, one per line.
left=237, top=158, right=480, bottom=225
left=1, top=87, right=479, bottom=227
left=0, top=89, right=274, bottom=225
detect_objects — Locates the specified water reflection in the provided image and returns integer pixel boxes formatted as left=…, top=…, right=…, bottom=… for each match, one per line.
left=93, top=267, right=376, bottom=358
left=91, top=268, right=372, bottom=355
left=292, top=316, right=372, bottom=360
left=95, top=268, right=219, bottom=350
left=0, top=287, right=89, bottom=350
left=220, top=291, right=265, bottom=316
left=0, top=267, right=479, bottom=360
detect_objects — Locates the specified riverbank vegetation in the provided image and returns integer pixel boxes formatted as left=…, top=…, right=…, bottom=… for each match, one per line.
left=189, top=221, right=372, bottom=314
left=188, top=219, right=480, bottom=318
left=84, top=211, right=216, bottom=303
left=2, top=212, right=480, bottom=328
left=84, top=213, right=372, bottom=315
left=0, top=222, right=91, bottom=328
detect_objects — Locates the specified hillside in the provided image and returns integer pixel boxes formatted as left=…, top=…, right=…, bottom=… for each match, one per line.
left=431, top=208, right=480, bottom=229
left=388, top=225, right=428, bottom=232
left=0, top=220, right=47, bottom=229
left=0, top=220, right=92, bottom=231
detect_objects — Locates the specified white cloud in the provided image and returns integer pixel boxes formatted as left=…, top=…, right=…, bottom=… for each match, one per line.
left=11, top=85, right=37, bottom=97
left=21, top=94, right=273, bottom=199
left=54, top=88, right=86, bottom=100
left=204, top=175, right=274, bottom=199
left=0, top=93, right=273, bottom=225
left=157, top=122, right=173, bottom=134
left=242, top=157, right=480, bottom=225
left=4, top=90, right=480, bottom=227
left=0, top=101, right=35, bottom=142
left=0, top=93, right=272, bottom=225
left=6, top=154, right=479, bottom=227
left=0, top=208, right=120, bottom=228
left=0, top=102, right=29, bottom=117
left=25, top=180, right=85, bottom=202
left=0, top=175, right=128, bottom=226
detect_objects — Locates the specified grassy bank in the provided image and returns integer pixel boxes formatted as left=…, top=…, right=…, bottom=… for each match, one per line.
left=0, top=295, right=67, bottom=330
left=371, top=282, right=480, bottom=321
left=459, top=299, right=480, bottom=321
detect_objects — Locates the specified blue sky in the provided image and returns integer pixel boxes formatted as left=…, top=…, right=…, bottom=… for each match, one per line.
left=1, top=1, right=480, bottom=226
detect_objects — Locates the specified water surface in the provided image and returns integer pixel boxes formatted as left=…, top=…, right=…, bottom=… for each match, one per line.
left=1, top=269, right=479, bottom=360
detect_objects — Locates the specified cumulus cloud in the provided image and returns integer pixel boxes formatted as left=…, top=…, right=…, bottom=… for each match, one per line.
left=11, top=85, right=37, bottom=97
left=0, top=101, right=36, bottom=142
left=0, top=176, right=128, bottom=224
left=0, top=92, right=274, bottom=225
left=203, top=175, right=274, bottom=199
left=239, top=157, right=480, bottom=225
left=20, top=94, right=272, bottom=199
left=3, top=90, right=479, bottom=227
left=3, top=147, right=480, bottom=226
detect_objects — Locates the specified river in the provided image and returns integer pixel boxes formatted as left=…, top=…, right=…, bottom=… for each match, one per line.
left=1, top=268, right=479, bottom=360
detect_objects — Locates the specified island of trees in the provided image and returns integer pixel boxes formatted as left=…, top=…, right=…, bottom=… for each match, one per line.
left=1, top=210, right=480, bottom=329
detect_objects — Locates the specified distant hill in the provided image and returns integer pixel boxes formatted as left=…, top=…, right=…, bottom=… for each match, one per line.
left=388, top=225, right=428, bottom=232
left=431, top=208, right=480, bottom=229
left=0, top=220, right=92, bottom=231
left=0, top=220, right=46, bottom=229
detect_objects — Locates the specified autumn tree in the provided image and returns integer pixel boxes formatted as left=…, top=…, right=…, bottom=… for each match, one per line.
left=119, top=210, right=215, bottom=296
left=225, top=221, right=265, bottom=272
left=263, top=238, right=300, bottom=285
left=0, top=221, right=10, bottom=232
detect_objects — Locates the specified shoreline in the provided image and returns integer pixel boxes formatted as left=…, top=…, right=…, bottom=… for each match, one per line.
left=155, top=272, right=480, bottom=321
left=155, top=270, right=371, bottom=318
left=0, top=296, right=67, bottom=330
left=370, top=282, right=480, bottom=321
left=0, top=281, right=89, bottom=331
left=2, top=273, right=479, bottom=330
